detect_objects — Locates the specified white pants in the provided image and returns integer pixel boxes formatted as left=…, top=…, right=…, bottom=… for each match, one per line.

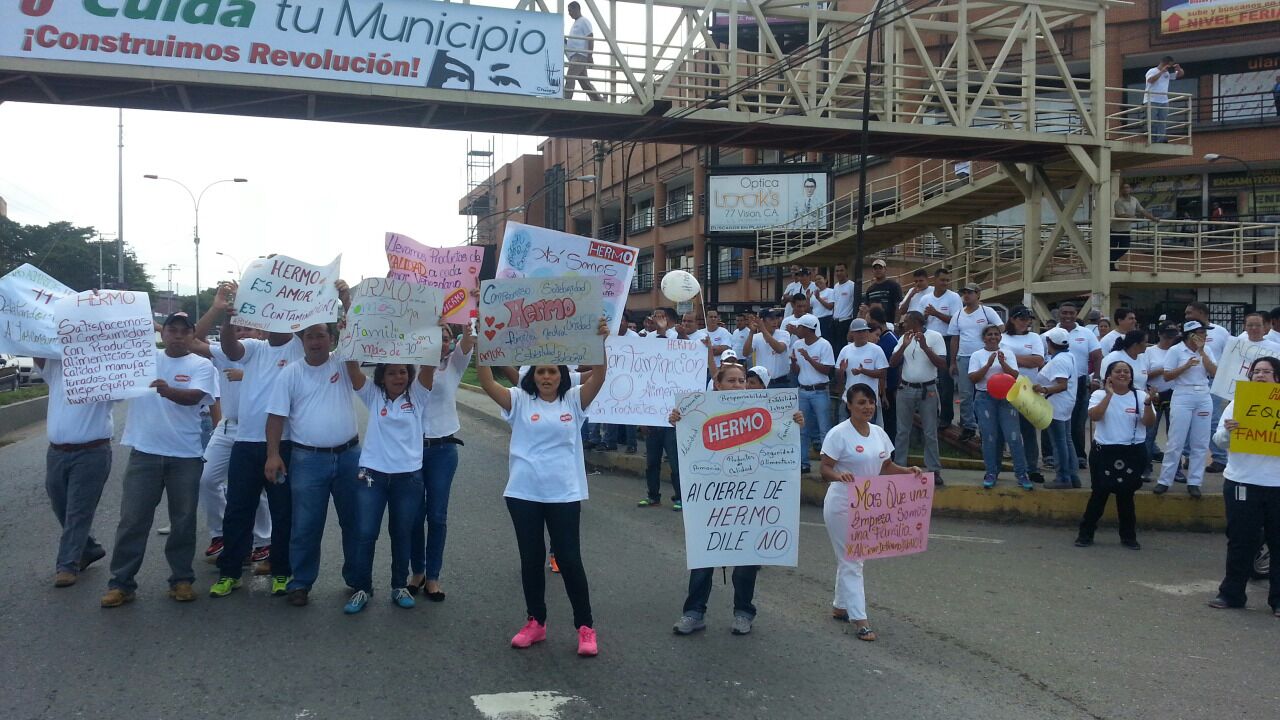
left=199, top=420, right=271, bottom=544
left=822, top=482, right=868, bottom=620
left=1158, top=387, right=1211, bottom=488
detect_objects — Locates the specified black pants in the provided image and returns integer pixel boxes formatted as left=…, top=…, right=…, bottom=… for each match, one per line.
left=1078, top=443, right=1147, bottom=543
left=1070, top=377, right=1090, bottom=462
left=1109, top=231, right=1131, bottom=265
left=505, top=497, right=592, bottom=628
left=1219, top=479, right=1280, bottom=610
left=683, top=566, right=760, bottom=619
left=218, top=441, right=292, bottom=580
left=939, top=342, right=958, bottom=426
left=881, top=387, right=898, bottom=441
left=645, top=427, right=681, bottom=503
left=831, top=317, right=852, bottom=358
left=818, top=316, right=835, bottom=350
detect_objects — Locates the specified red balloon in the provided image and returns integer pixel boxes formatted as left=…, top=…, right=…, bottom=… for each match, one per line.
left=987, top=373, right=1016, bottom=400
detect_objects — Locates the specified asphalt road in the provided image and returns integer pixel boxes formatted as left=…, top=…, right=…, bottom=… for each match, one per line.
left=0, top=401, right=1275, bottom=720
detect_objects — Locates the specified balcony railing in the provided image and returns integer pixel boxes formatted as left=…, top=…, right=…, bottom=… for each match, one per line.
left=631, top=272, right=654, bottom=293
left=627, top=208, right=655, bottom=235
left=1192, top=91, right=1280, bottom=129
left=658, top=197, right=695, bottom=225
left=597, top=223, right=621, bottom=242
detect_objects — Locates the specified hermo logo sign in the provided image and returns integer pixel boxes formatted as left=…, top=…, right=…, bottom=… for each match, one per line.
left=20, top=0, right=256, bottom=26
left=702, top=408, right=772, bottom=452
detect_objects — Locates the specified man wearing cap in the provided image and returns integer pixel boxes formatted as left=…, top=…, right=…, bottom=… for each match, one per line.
left=746, top=310, right=793, bottom=388
left=948, top=283, right=1004, bottom=441
left=790, top=314, right=835, bottom=472
left=1184, top=302, right=1232, bottom=473
left=921, top=268, right=961, bottom=427
left=100, top=312, right=220, bottom=607
left=1050, top=302, right=1101, bottom=468
left=836, top=319, right=888, bottom=424
left=830, top=264, right=857, bottom=356
left=863, top=259, right=902, bottom=318
left=1000, top=305, right=1047, bottom=481
left=889, top=311, right=948, bottom=485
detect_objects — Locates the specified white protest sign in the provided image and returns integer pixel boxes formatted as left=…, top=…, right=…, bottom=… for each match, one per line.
left=674, top=389, right=802, bottom=569
left=495, top=222, right=636, bottom=328
left=55, top=290, right=156, bottom=404
left=0, top=263, right=74, bottom=358
left=586, top=335, right=708, bottom=426
left=384, top=233, right=483, bottom=321
left=335, top=278, right=442, bottom=363
left=232, top=254, right=342, bottom=333
left=476, top=277, right=604, bottom=367
left=1211, top=336, right=1280, bottom=400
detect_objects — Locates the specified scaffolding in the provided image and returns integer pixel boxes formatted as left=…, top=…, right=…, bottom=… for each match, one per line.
left=464, top=136, right=496, bottom=246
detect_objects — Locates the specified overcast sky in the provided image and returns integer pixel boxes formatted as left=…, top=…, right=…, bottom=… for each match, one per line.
left=0, top=101, right=542, bottom=294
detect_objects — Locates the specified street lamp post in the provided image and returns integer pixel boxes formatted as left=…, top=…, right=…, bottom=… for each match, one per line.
left=216, top=250, right=243, bottom=278
left=143, top=175, right=248, bottom=317
left=1204, top=153, right=1257, bottom=220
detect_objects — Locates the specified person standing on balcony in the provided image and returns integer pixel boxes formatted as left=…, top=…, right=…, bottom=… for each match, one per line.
left=921, top=268, right=961, bottom=428
left=1112, top=185, right=1158, bottom=271
left=1144, top=56, right=1183, bottom=143
left=948, top=283, right=1003, bottom=442
left=863, top=259, right=902, bottom=322
left=810, top=274, right=837, bottom=349
left=564, top=3, right=603, bottom=101
left=889, top=311, right=947, bottom=486
left=830, top=263, right=857, bottom=356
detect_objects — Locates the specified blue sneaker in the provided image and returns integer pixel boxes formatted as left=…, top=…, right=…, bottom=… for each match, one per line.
left=1018, top=476, right=1034, bottom=491
left=343, top=590, right=370, bottom=614
left=982, top=475, right=997, bottom=489
left=392, top=588, right=415, bottom=609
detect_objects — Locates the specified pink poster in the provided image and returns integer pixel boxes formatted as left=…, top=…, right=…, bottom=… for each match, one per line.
left=384, top=232, right=483, bottom=321
left=844, top=473, right=934, bottom=560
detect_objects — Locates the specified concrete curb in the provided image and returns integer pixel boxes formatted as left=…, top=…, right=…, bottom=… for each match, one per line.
left=457, top=383, right=1225, bottom=532
left=0, top=395, right=48, bottom=439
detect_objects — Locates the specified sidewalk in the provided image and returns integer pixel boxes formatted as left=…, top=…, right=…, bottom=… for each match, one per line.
left=455, top=385, right=1225, bottom=532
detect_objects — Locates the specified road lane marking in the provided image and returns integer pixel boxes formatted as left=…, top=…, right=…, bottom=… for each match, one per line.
left=471, top=691, right=581, bottom=719
left=799, top=521, right=1004, bottom=544
left=1132, top=580, right=1221, bottom=596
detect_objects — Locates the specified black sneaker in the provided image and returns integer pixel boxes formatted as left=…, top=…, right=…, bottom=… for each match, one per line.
left=933, top=473, right=944, bottom=487
left=1074, top=538, right=1093, bottom=547
left=958, top=429, right=977, bottom=442
left=1205, top=462, right=1226, bottom=474
left=1029, top=472, right=1046, bottom=484
left=1121, top=540, right=1141, bottom=550
left=625, top=445, right=638, bottom=454
left=1152, top=483, right=1169, bottom=495
left=1188, top=486, right=1202, bottom=499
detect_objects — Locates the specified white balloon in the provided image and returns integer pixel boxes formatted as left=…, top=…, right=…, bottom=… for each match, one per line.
left=660, top=270, right=701, bottom=303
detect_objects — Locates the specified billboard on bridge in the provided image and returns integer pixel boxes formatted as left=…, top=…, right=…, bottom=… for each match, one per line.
left=707, top=167, right=831, bottom=235
left=0, top=0, right=565, bottom=98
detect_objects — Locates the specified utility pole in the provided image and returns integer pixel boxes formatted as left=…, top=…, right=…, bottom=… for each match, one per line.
left=591, top=141, right=605, bottom=238
left=162, top=264, right=180, bottom=293
left=117, top=109, right=125, bottom=289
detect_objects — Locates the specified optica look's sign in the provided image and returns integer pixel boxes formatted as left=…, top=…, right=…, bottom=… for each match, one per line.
left=1, top=0, right=565, bottom=97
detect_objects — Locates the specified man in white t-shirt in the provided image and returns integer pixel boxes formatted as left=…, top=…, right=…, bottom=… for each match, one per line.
left=922, top=268, right=961, bottom=427
left=564, top=2, right=602, bottom=101
left=830, top=263, right=857, bottom=356
left=731, top=311, right=754, bottom=357
left=810, top=273, right=837, bottom=348
left=265, top=322, right=362, bottom=607
left=746, top=310, right=793, bottom=388
left=889, top=311, right=948, bottom=484
left=1099, top=307, right=1138, bottom=356
left=693, top=310, right=734, bottom=367
left=898, top=268, right=931, bottom=320
left=101, top=312, right=219, bottom=607
left=782, top=267, right=816, bottom=319
left=947, top=283, right=1002, bottom=439
left=836, top=318, right=888, bottom=422
left=1267, top=307, right=1280, bottom=344
left=790, top=314, right=834, bottom=472
left=1050, top=302, right=1101, bottom=467
left=1144, top=56, right=1184, bottom=143
left=37, top=352, right=118, bottom=589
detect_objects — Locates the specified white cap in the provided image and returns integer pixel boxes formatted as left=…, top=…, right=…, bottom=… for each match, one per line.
left=747, top=365, right=771, bottom=387
left=719, top=348, right=740, bottom=363
left=796, top=314, right=820, bottom=331
left=1044, top=327, right=1070, bottom=346
left=1182, top=320, right=1205, bottom=333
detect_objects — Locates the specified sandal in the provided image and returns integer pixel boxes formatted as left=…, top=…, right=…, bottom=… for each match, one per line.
left=425, top=581, right=446, bottom=603
left=831, top=608, right=849, bottom=622
left=406, top=576, right=427, bottom=597
left=855, top=624, right=878, bottom=642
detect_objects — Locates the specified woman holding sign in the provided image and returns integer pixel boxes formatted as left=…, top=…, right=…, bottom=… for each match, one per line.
left=475, top=318, right=609, bottom=657
left=819, top=384, right=924, bottom=641
left=1209, top=356, right=1280, bottom=617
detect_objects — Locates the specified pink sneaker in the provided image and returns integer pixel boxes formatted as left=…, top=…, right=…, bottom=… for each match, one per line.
left=577, top=626, right=598, bottom=657
left=510, top=619, right=546, bottom=649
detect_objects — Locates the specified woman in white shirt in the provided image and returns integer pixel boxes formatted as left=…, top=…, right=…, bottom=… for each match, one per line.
left=1209, top=356, right=1280, bottom=617
left=820, top=384, right=924, bottom=641
left=969, top=325, right=1030, bottom=490
left=475, top=319, right=608, bottom=657
left=1155, top=321, right=1217, bottom=496
left=407, top=323, right=475, bottom=602
left=342, top=361, right=435, bottom=614
left=1035, top=328, right=1079, bottom=489
left=1001, top=306, right=1046, bottom=482
left=1074, top=361, right=1155, bottom=549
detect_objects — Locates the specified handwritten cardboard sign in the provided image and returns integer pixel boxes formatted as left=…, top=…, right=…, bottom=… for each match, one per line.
left=335, top=278, right=442, bottom=364
left=1230, top=381, right=1280, bottom=457
left=674, top=389, right=802, bottom=569
left=476, top=277, right=604, bottom=367
left=1211, top=336, right=1280, bottom=400
left=495, top=222, right=636, bottom=327
left=844, top=473, right=935, bottom=560
left=0, top=263, right=74, bottom=358
left=231, top=254, right=342, bottom=333
left=384, top=232, right=483, bottom=321
left=54, top=290, right=156, bottom=404
left=586, top=335, right=709, bottom=426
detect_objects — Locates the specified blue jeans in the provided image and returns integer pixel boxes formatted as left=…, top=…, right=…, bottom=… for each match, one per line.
left=410, top=443, right=459, bottom=580
left=798, top=387, right=832, bottom=462
left=1046, top=419, right=1078, bottom=485
left=582, top=421, right=602, bottom=445
left=645, top=426, right=681, bottom=502
left=974, top=391, right=1027, bottom=479
left=218, top=441, right=292, bottom=580
left=604, top=424, right=636, bottom=448
left=683, top=566, right=760, bottom=620
left=351, top=468, right=423, bottom=593
left=1148, top=102, right=1169, bottom=142
left=287, top=446, right=360, bottom=592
